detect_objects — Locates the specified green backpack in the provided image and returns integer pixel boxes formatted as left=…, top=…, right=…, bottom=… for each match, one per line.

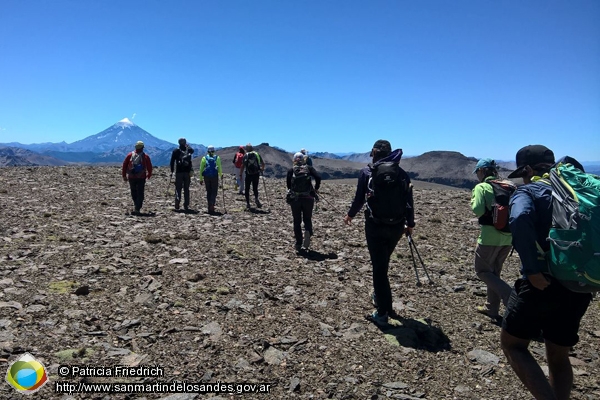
left=544, top=163, right=600, bottom=292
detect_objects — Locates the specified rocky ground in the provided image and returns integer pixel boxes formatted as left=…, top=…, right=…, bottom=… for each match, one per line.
left=0, top=166, right=598, bottom=400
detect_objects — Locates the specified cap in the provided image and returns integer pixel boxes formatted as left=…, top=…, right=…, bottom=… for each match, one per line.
left=135, top=141, right=144, bottom=149
left=207, top=145, right=215, bottom=152
left=178, top=138, right=187, bottom=146
left=245, top=143, right=253, bottom=151
left=293, top=152, right=305, bottom=164
left=473, top=158, right=497, bottom=174
left=300, top=148, right=307, bottom=154
left=507, top=145, right=555, bottom=179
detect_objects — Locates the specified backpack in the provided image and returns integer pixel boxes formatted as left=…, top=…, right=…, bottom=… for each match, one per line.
left=202, top=154, right=218, bottom=177
left=234, top=152, right=244, bottom=168
left=245, top=152, right=260, bottom=175
left=129, top=151, right=145, bottom=175
left=366, top=162, right=410, bottom=225
left=542, top=163, right=600, bottom=292
left=478, top=179, right=517, bottom=232
left=291, top=165, right=312, bottom=194
left=177, top=148, right=191, bottom=170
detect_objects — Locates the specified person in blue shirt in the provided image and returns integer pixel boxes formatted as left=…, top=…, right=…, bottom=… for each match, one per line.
left=501, top=145, right=592, bottom=400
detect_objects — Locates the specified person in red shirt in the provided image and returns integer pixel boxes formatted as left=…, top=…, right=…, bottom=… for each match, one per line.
left=122, top=141, right=153, bottom=215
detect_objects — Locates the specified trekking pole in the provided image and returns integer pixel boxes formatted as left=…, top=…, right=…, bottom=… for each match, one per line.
left=316, top=192, right=342, bottom=214
left=261, top=172, right=271, bottom=208
left=220, top=176, right=227, bottom=214
left=407, top=233, right=434, bottom=285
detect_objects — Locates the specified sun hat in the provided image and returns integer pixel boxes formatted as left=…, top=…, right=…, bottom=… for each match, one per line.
left=473, top=158, right=497, bottom=174
left=293, top=152, right=305, bottom=164
left=507, top=145, right=555, bottom=178
left=207, top=145, right=215, bottom=152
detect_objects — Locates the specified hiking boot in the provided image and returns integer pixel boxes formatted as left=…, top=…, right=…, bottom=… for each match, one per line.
left=174, top=202, right=180, bottom=210
left=302, top=231, right=311, bottom=249
left=294, top=243, right=302, bottom=252
left=255, top=198, right=262, bottom=208
left=368, top=310, right=389, bottom=327
left=370, top=292, right=378, bottom=308
left=246, top=202, right=251, bottom=210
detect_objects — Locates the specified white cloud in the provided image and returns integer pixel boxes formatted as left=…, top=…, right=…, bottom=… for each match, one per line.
left=131, top=113, right=136, bottom=120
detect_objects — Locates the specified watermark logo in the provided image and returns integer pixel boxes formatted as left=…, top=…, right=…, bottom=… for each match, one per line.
left=6, top=353, right=48, bottom=394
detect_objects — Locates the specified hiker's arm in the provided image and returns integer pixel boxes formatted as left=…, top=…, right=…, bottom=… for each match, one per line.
left=259, top=154, right=265, bottom=171
left=216, top=156, right=223, bottom=178
left=347, top=168, right=368, bottom=218
left=169, top=150, right=176, bottom=174
left=509, top=189, right=546, bottom=278
left=122, top=155, right=130, bottom=180
left=470, top=183, right=487, bottom=217
left=286, top=169, right=292, bottom=189
left=198, top=157, right=206, bottom=182
left=188, top=146, right=194, bottom=154
left=146, top=155, right=152, bottom=179
left=405, top=180, right=415, bottom=228
left=311, top=167, right=322, bottom=191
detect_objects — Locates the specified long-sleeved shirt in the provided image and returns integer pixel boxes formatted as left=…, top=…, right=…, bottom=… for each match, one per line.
left=509, top=179, right=552, bottom=276
left=471, top=176, right=513, bottom=246
left=199, top=153, right=222, bottom=181
left=122, top=150, right=152, bottom=179
left=347, top=149, right=415, bottom=227
left=170, top=146, right=195, bottom=173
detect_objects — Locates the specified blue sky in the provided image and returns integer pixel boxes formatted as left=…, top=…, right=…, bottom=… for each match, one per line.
left=0, top=0, right=598, bottom=160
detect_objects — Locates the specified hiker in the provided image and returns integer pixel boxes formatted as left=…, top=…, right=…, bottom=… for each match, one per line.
left=239, top=143, right=265, bottom=209
left=471, top=158, right=514, bottom=322
left=199, top=145, right=223, bottom=214
left=169, top=138, right=194, bottom=210
left=501, top=145, right=593, bottom=400
left=121, top=141, right=153, bottom=215
left=232, top=145, right=246, bottom=194
left=343, top=140, right=415, bottom=326
left=300, top=148, right=313, bottom=167
left=287, top=152, right=322, bottom=251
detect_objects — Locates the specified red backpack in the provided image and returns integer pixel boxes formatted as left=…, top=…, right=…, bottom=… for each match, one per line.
left=234, top=153, right=244, bottom=168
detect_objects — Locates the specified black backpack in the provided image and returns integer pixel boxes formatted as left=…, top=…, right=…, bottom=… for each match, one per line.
left=245, top=152, right=260, bottom=174
left=366, top=162, right=410, bottom=225
left=478, top=179, right=517, bottom=232
left=177, top=148, right=191, bottom=170
left=291, top=165, right=312, bottom=194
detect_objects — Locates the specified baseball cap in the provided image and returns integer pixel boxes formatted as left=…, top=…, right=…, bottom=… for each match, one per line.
left=507, top=145, right=555, bottom=178
left=207, top=145, right=215, bottom=152
left=293, top=152, right=305, bottom=163
left=135, top=141, right=144, bottom=149
left=473, top=158, right=497, bottom=174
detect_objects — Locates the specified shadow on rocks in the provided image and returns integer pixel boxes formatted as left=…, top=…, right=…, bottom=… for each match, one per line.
left=370, top=316, right=451, bottom=353
left=297, top=249, right=338, bottom=261
left=246, top=208, right=270, bottom=215
left=130, top=211, right=156, bottom=217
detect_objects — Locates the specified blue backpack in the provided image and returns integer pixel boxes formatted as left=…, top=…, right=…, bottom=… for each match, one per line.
left=543, top=163, right=600, bottom=292
left=202, top=154, right=218, bottom=177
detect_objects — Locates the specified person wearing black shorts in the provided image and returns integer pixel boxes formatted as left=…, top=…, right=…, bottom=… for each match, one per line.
left=501, top=145, right=593, bottom=400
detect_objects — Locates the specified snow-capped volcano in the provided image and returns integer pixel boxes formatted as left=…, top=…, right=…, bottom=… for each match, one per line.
left=67, top=118, right=174, bottom=152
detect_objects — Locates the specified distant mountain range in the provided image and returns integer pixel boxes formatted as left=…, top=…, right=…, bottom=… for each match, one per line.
left=1, top=119, right=598, bottom=188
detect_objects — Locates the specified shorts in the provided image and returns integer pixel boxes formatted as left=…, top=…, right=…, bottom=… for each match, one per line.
left=502, top=276, right=592, bottom=347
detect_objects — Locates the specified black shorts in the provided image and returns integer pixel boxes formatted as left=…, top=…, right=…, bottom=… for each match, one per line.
left=502, top=277, right=592, bottom=347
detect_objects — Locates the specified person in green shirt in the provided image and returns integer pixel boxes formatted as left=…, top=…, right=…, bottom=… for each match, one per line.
left=471, top=158, right=514, bottom=322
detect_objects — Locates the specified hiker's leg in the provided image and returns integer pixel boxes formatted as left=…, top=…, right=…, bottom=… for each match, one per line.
left=290, top=200, right=303, bottom=245
left=545, top=341, right=573, bottom=400
left=183, top=172, right=191, bottom=208
left=209, top=177, right=218, bottom=206
left=128, top=179, right=137, bottom=206
left=475, top=244, right=510, bottom=315
left=501, top=330, right=555, bottom=399
left=137, top=179, right=145, bottom=210
left=244, top=174, right=251, bottom=204
left=251, top=174, right=259, bottom=200
left=493, top=245, right=512, bottom=307
left=302, top=197, right=314, bottom=235
left=175, top=173, right=184, bottom=205
left=205, top=177, right=212, bottom=205
left=366, top=221, right=397, bottom=314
